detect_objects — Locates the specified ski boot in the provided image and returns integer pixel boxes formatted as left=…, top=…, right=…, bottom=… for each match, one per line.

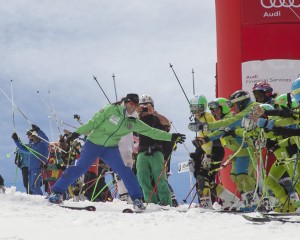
left=0, top=185, right=5, bottom=194
left=239, top=190, right=259, bottom=212
left=133, top=198, right=146, bottom=212
left=48, top=193, right=63, bottom=204
left=120, top=193, right=132, bottom=204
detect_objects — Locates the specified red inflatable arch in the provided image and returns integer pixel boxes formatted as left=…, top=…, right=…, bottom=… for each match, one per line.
left=215, top=0, right=300, bottom=193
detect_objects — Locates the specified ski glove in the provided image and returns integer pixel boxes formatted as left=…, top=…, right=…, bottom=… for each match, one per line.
left=280, top=106, right=294, bottom=118
left=67, top=132, right=80, bottom=143
left=11, top=132, right=19, bottom=141
left=31, top=124, right=40, bottom=132
left=266, top=119, right=275, bottom=130
left=194, top=137, right=209, bottom=147
left=74, top=114, right=80, bottom=120
left=171, top=133, right=186, bottom=144
left=188, top=122, right=208, bottom=132
left=257, top=118, right=268, bottom=128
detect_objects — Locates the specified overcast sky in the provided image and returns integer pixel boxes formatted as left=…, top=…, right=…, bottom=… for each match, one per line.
left=0, top=0, right=217, bottom=187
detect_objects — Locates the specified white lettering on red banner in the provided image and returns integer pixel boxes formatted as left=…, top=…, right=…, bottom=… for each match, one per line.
left=261, top=0, right=300, bottom=9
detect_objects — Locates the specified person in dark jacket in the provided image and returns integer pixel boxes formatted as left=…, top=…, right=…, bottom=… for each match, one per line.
left=136, top=94, right=173, bottom=206
left=12, top=124, right=49, bottom=195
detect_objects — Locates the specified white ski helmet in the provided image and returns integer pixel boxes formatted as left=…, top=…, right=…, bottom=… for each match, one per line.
left=139, top=94, right=154, bottom=106
left=189, top=95, right=207, bottom=113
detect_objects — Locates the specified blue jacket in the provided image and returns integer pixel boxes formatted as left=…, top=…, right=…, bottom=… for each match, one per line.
left=14, top=129, right=49, bottom=169
left=16, top=146, right=31, bottom=168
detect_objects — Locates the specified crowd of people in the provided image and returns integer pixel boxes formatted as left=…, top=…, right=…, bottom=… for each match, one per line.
left=2, top=78, right=300, bottom=213
left=3, top=93, right=184, bottom=212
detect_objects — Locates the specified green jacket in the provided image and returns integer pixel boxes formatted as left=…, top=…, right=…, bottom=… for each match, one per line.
left=206, top=102, right=259, bottom=156
left=75, top=104, right=172, bottom=147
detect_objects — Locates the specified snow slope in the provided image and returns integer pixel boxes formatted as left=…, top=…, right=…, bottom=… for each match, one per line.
left=1, top=187, right=299, bottom=240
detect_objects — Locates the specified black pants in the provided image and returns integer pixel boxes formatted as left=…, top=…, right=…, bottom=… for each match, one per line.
left=0, top=174, right=4, bottom=186
left=21, top=167, right=31, bottom=194
left=194, top=146, right=225, bottom=203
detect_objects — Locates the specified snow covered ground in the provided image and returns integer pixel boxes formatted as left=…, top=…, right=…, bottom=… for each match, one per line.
left=1, top=187, right=300, bottom=240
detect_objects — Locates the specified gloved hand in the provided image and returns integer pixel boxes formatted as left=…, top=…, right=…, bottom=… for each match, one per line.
left=188, top=122, right=208, bottom=132
left=221, top=127, right=236, bottom=137
left=171, top=133, right=186, bottom=144
left=31, top=124, right=40, bottom=132
left=192, top=138, right=207, bottom=148
left=202, top=154, right=212, bottom=169
left=11, top=132, right=19, bottom=141
left=188, top=159, right=195, bottom=173
left=67, top=132, right=80, bottom=143
left=266, top=119, right=275, bottom=130
left=280, top=106, right=293, bottom=118
left=74, top=114, right=80, bottom=120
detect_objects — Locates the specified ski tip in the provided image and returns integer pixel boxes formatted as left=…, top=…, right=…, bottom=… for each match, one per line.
left=122, top=208, right=135, bottom=213
left=85, top=206, right=96, bottom=211
left=242, top=214, right=271, bottom=222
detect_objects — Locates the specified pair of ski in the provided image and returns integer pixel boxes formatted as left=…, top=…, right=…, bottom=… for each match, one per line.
left=242, top=212, right=300, bottom=223
left=122, top=206, right=252, bottom=214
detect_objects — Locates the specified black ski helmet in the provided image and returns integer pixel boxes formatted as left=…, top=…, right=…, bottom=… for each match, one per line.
left=229, top=90, right=251, bottom=112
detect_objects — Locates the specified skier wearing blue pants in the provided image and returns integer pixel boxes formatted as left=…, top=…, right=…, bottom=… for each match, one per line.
left=49, top=93, right=185, bottom=211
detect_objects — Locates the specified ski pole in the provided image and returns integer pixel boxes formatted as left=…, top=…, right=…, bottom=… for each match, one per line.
left=37, top=90, right=62, bottom=134
left=26, top=130, right=68, bottom=154
left=93, top=76, right=111, bottom=104
left=188, top=190, right=198, bottom=209
left=0, top=87, right=31, bottom=125
left=112, top=73, right=118, bottom=102
left=181, top=182, right=197, bottom=204
left=10, top=80, right=16, bottom=132
left=169, top=63, right=190, bottom=105
left=192, top=69, right=195, bottom=95
left=6, top=150, right=16, bottom=158
left=48, top=90, right=63, bottom=134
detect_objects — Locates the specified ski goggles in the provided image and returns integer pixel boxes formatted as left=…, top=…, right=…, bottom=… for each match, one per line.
left=226, top=94, right=250, bottom=107
left=124, top=99, right=139, bottom=106
left=253, top=90, right=264, bottom=97
left=190, top=104, right=205, bottom=112
left=208, top=101, right=226, bottom=110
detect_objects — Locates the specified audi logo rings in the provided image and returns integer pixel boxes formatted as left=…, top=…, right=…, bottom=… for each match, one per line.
left=261, top=0, right=300, bottom=8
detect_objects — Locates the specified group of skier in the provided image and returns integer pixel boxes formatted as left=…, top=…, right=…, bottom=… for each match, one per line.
left=187, top=78, right=300, bottom=213
left=7, top=93, right=184, bottom=211
left=3, top=77, right=300, bottom=213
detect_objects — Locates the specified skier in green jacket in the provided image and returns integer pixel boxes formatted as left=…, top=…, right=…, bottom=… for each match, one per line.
left=49, top=93, right=185, bottom=211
